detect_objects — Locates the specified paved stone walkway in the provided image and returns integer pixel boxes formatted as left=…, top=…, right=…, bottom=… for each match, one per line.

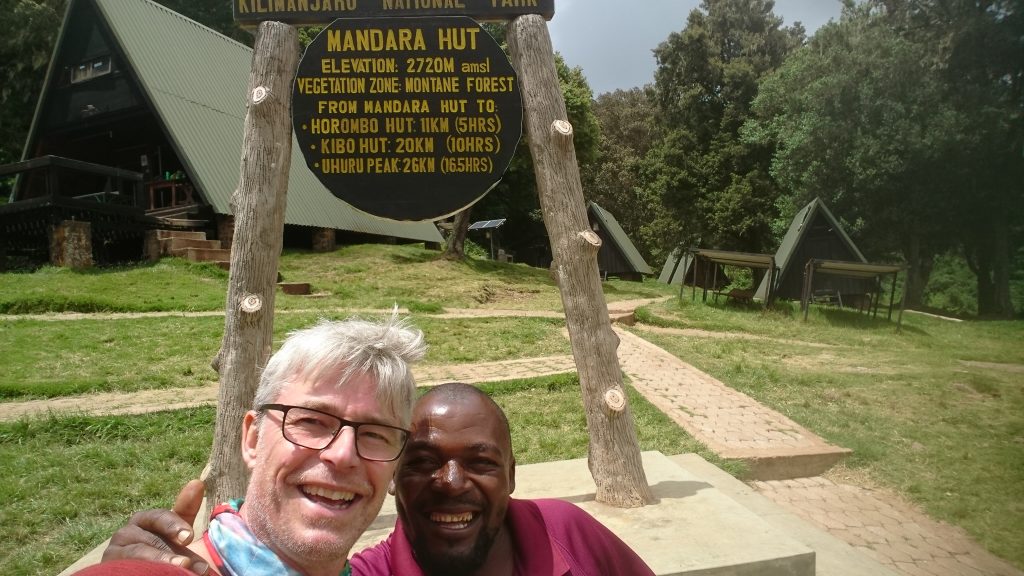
left=3, top=300, right=1019, bottom=576
left=751, top=476, right=1022, bottom=576
left=615, top=327, right=851, bottom=480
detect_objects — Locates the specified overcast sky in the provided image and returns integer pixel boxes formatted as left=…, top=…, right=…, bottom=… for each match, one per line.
left=547, top=0, right=845, bottom=95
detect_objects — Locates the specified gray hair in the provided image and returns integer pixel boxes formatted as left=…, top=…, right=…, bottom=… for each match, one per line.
left=253, top=313, right=426, bottom=427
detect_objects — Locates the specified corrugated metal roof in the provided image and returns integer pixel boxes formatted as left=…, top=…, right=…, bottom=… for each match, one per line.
left=658, top=247, right=682, bottom=284
left=587, top=201, right=653, bottom=275
left=754, top=197, right=866, bottom=299
left=90, top=0, right=442, bottom=243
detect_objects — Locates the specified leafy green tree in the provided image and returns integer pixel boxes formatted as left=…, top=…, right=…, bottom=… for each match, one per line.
left=879, top=0, right=1022, bottom=317
left=0, top=0, right=67, bottom=168
left=648, top=0, right=804, bottom=256
left=747, top=1, right=1020, bottom=313
left=155, top=0, right=252, bottom=44
left=585, top=87, right=678, bottom=265
left=470, top=24, right=601, bottom=266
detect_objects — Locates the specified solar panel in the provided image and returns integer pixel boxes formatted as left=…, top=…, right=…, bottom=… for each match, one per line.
left=468, top=218, right=506, bottom=230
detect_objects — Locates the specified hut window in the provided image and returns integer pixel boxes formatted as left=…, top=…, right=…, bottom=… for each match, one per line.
left=70, top=55, right=112, bottom=84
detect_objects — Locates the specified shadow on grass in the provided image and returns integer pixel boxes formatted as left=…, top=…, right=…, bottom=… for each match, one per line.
left=461, top=256, right=554, bottom=284
left=816, top=307, right=927, bottom=334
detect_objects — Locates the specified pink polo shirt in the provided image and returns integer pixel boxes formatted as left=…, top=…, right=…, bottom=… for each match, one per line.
left=350, top=498, right=654, bottom=576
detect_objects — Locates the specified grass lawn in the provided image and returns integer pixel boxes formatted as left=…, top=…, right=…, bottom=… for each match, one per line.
left=0, top=375, right=705, bottom=576
left=1, top=247, right=1020, bottom=571
left=635, top=297, right=1024, bottom=568
left=0, top=244, right=674, bottom=315
left=0, top=314, right=571, bottom=400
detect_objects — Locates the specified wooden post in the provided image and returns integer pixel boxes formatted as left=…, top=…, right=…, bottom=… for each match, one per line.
left=507, top=15, right=653, bottom=508
left=205, top=21, right=299, bottom=516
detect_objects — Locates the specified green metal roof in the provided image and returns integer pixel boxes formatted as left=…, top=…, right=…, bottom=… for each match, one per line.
left=587, top=202, right=653, bottom=275
left=755, top=197, right=866, bottom=300
left=51, top=0, right=443, bottom=243
left=658, top=247, right=682, bottom=284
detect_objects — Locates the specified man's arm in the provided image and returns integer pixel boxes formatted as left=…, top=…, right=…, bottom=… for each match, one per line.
left=102, top=480, right=210, bottom=576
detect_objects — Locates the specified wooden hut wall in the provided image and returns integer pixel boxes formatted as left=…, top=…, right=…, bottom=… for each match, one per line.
left=594, top=228, right=635, bottom=278
left=776, top=213, right=874, bottom=299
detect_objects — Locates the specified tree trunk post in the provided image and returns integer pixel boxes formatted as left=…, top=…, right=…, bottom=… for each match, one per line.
left=507, top=15, right=653, bottom=508
left=443, top=208, right=472, bottom=260
left=206, top=21, right=299, bottom=520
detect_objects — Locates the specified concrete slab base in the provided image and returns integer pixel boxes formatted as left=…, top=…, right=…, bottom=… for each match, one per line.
left=721, top=446, right=853, bottom=481
left=356, top=451, right=815, bottom=576
left=63, top=451, right=904, bottom=576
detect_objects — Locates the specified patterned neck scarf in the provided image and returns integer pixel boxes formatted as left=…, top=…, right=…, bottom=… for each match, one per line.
left=204, top=499, right=352, bottom=576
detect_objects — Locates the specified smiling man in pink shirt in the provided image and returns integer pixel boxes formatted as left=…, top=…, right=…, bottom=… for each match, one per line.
left=100, top=382, right=652, bottom=575
left=351, top=382, right=654, bottom=576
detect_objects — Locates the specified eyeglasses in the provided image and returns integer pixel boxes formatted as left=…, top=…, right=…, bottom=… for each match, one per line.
left=258, top=403, right=409, bottom=462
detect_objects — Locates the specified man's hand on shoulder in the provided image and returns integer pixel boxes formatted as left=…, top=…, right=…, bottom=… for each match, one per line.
left=102, top=480, right=210, bottom=575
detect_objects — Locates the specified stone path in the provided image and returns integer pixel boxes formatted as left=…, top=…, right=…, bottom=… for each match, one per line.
left=751, top=476, right=1022, bottom=576
left=615, top=327, right=851, bottom=480
left=3, top=300, right=1019, bottom=576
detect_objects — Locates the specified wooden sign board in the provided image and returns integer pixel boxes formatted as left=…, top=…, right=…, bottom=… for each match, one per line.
left=293, top=17, right=523, bottom=221
left=235, top=0, right=555, bottom=26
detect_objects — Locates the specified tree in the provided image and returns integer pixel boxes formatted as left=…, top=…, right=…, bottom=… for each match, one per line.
left=442, top=207, right=472, bottom=261
left=155, top=0, right=252, bottom=44
left=508, top=14, right=653, bottom=508
left=745, top=1, right=1020, bottom=311
left=585, top=88, right=678, bottom=265
left=648, top=0, right=805, bottom=257
left=0, top=0, right=67, bottom=167
left=879, top=0, right=1022, bottom=317
left=471, top=25, right=601, bottom=267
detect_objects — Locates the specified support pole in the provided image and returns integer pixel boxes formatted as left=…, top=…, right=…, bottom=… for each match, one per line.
left=888, top=271, right=899, bottom=321
left=206, top=21, right=299, bottom=518
left=896, top=270, right=908, bottom=332
left=508, top=15, right=652, bottom=507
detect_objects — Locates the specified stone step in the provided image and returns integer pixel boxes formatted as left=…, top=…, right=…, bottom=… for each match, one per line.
left=183, top=247, right=231, bottom=263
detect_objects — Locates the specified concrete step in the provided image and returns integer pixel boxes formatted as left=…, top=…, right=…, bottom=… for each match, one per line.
left=669, top=454, right=899, bottom=576
left=356, top=451, right=816, bottom=576
left=159, top=217, right=209, bottom=229
left=60, top=451, right=899, bottom=576
left=155, top=229, right=207, bottom=241
left=183, top=247, right=230, bottom=263
left=163, top=238, right=221, bottom=257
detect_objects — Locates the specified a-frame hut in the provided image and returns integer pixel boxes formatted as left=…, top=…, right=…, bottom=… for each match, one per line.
left=658, top=247, right=730, bottom=290
left=586, top=202, right=652, bottom=281
left=755, top=198, right=870, bottom=301
left=3, top=0, right=440, bottom=264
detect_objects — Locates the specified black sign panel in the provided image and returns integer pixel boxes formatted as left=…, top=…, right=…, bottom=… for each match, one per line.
left=294, top=17, right=523, bottom=221
left=235, top=0, right=555, bottom=26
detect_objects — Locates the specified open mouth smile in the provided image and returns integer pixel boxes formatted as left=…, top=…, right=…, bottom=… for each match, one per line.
left=301, top=485, right=357, bottom=509
left=430, top=511, right=476, bottom=529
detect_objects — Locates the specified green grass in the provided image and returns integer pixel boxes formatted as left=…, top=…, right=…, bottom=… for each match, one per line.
left=0, top=245, right=674, bottom=315
left=0, top=409, right=214, bottom=575
left=0, top=375, right=704, bottom=576
left=0, top=259, right=228, bottom=314
left=0, top=314, right=571, bottom=400
left=635, top=297, right=1024, bottom=567
left=2, top=245, right=1020, bottom=571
